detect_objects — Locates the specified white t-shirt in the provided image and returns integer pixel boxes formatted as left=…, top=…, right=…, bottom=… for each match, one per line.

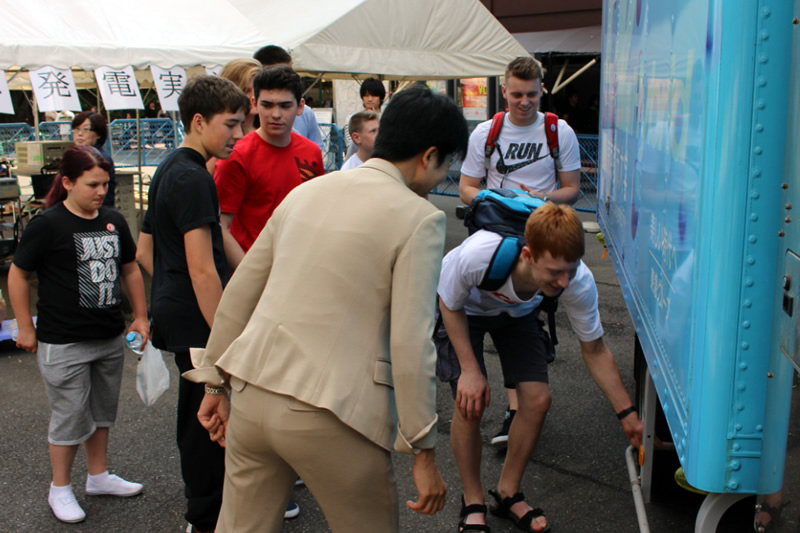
left=340, top=153, right=364, bottom=171
left=438, top=230, right=603, bottom=342
left=460, top=112, right=581, bottom=192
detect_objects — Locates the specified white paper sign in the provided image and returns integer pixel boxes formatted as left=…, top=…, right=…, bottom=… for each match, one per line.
left=150, top=65, right=187, bottom=112
left=94, top=66, right=143, bottom=110
left=0, top=72, right=13, bottom=115
left=205, top=66, right=222, bottom=77
left=30, top=67, right=81, bottom=112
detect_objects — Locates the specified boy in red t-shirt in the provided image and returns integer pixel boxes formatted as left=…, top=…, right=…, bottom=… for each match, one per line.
left=215, top=66, right=324, bottom=269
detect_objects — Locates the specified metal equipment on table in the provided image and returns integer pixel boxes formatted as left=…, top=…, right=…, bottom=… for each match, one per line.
left=0, top=163, right=22, bottom=261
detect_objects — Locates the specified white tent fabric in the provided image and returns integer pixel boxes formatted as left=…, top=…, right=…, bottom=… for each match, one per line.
left=513, top=26, right=602, bottom=55
left=1, top=0, right=528, bottom=79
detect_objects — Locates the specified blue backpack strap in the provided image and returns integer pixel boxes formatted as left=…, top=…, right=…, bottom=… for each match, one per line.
left=478, top=236, right=524, bottom=291
left=477, top=235, right=563, bottom=355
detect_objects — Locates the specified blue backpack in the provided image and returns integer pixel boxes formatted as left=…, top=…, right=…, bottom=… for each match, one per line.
left=464, top=188, right=543, bottom=290
left=463, top=188, right=561, bottom=349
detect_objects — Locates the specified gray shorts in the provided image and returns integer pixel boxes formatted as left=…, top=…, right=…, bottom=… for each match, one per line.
left=37, top=335, right=125, bottom=445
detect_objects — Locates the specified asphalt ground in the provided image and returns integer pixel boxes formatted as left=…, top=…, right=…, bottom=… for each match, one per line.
left=0, top=194, right=782, bottom=532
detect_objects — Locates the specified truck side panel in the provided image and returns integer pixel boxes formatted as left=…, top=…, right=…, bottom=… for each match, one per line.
left=598, top=0, right=794, bottom=493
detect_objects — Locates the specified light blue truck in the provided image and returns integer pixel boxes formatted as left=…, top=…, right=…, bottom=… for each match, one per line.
left=598, top=0, right=798, bottom=530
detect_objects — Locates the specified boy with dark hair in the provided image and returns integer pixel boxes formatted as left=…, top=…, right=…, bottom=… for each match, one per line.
left=360, top=77, right=387, bottom=108
left=135, top=75, right=249, bottom=533
left=185, top=86, right=470, bottom=533
left=214, top=65, right=324, bottom=270
left=340, top=110, right=379, bottom=170
left=253, top=44, right=292, bottom=66
left=252, top=44, right=323, bottom=149
left=438, top=203, right=643, bottom=532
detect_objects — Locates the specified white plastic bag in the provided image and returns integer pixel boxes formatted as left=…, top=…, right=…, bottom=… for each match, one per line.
left=136, top=341, right=170, bottom=407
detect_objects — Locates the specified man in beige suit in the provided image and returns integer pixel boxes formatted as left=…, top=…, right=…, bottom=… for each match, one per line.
left=183, top=87, right=470, bottom=532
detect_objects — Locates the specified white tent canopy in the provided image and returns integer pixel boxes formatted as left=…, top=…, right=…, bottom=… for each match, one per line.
left=513, top=26, right=602, bottom=55
left=2, top=0, right=529, bottom=80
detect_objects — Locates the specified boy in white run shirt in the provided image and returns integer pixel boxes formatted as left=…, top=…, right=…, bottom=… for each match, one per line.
left=459, top=55, right=584, bottom=448
left=438, top=203, right=643, bottom=533
left=340, top=111, right=379, bottom=171
left=458, top=56, right=582, bottom=205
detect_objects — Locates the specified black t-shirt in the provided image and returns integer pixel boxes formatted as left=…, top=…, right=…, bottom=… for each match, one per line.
left=141, top=147, right=229, bottom=352
left=98, top=146, right=117, bottom=207
left=13, top=203, right=136, bottom=344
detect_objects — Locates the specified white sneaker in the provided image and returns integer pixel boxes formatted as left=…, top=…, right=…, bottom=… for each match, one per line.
left=49, top=485, right=86, bottom=523
left=86, top=473, right=143, bottom=497
left=284, top=499, right=300, bottom=519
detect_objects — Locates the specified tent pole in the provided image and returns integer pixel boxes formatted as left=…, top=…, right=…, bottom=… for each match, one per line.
left=32, top=93, right=40, bottom=141
left=487, top=77, right=499, bottom=116
left=446, top=80, right=457, bottom=102
left=302, top=73, right=324, bottom=97
left=552, top=58, right=597, bottom=94
left=172, top=111, right=178, bottom=150
left=553, top=59, right=569, bottom=94
left=136, top=109, right=144, bottom=217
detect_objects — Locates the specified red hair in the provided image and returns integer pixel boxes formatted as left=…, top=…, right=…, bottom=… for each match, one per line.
left=524, top=203, right=585, bottom=262
left=45, top=145, right=110, bottom=209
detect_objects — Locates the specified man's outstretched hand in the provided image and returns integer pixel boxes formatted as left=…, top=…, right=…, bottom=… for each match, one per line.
left=406, top=448, right=447, bottom=515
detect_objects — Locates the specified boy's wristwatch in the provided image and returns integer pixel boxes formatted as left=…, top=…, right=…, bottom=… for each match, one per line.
left=542, top=193, right=550, bottom=202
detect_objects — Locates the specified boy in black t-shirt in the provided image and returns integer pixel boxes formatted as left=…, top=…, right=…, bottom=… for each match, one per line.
left=136, top=76, right=249, bottom=533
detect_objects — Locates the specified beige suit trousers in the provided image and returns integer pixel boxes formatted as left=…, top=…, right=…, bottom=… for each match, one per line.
left=217, top=380, right=399, bottom=532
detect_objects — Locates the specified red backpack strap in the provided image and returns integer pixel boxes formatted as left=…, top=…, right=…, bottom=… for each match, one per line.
left=484, top=112, right=505, bottom=172
left=544, top=112, right=562, bottom=170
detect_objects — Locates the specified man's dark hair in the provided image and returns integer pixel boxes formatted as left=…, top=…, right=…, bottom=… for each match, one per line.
left=360, top=78, right=386, bottom=105
left=178, top=76, right=250, bottom=133
left=372, top=88, right=468, bottom=166
left=252, top=66, right=304, bottom=105
left=253, top=45, right=292, bottom=66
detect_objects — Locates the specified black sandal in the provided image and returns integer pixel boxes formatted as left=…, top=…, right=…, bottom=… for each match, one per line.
left=488, top=489, right=550, bottom=533
left=754, top=500, right=789, bottom=532
left=459, top=495, right=492, bottom=532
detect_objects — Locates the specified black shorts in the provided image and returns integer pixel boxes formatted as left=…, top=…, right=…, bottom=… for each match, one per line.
left=440, top=310, right=552, bottom=397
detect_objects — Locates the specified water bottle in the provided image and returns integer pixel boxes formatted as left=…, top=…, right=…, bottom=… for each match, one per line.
left=126, top=331, right=144, bottom=354
left=9, top=318, right=18, bottom=341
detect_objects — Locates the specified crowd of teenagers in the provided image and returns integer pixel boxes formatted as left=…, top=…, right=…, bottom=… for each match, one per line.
left=11, top=49, right=642, bottom=533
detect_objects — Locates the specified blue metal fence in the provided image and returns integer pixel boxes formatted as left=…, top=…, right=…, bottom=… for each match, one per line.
left=319, top=123, right=344, bottom=173
left=108, top=119, right=184, bottom=167
left=1, top=120, right=346, bottom=172
left=0, top=122, right=605, bottom=210
left=0, top=123, right=35, bottom=156
left=574, top=134, right=598, bottom=213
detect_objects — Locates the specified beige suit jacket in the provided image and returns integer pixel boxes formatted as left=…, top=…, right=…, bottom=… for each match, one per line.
left=185, top=158, right=445, bottom=454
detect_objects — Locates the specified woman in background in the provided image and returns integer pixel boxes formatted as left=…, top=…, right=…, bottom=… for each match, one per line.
left=206, top=58, right=262, bottom=176
left=71, top=111, right=117, bottom=206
